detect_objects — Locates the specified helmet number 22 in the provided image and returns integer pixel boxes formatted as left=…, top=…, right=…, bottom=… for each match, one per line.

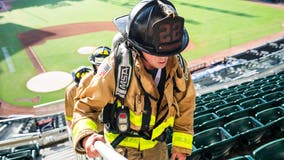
left=159, top=23, right=182, bottom=43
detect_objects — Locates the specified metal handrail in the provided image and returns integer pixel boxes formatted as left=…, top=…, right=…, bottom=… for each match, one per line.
left=94, top=141, right=127, bottom=160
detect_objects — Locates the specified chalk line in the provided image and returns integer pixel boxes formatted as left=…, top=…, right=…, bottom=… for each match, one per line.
left=2, top=47, right=15, bottom=72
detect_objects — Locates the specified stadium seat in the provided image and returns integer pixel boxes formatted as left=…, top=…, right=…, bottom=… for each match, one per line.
left=203, top=94, right=222, bottom=103
left=234, top=84, right=250, bottom=92
left=252, top=101, right=281, bottom=114
left=253, top=137, right=284, bottom=160
left=204, top=100, right=227, bottom=110
left=228, top=155, right=255, bottom=160
left=194, top=106, right=209, bottom=117
left=260, top=84, right=280, bottom=93
left=224, top=116, right=266, bottom=146
left=239, top=98, right=266, bottom=110
left=193, top=127, right=237, bottom=160
left=5, top=149, right=36, bottom=160
left=215, top=105, right=243, bottom=118
left=262, top=91, right=284, bottom=103
left=196, top=117, right=226, bottom=133
left=194, top=113, right=219, bottom=128
left=226, top=108, right=251, bottom=123
left=255, top=106, right=284, bottom=125
left=0, top=148, right=11, bottom=157
left=255, top=106, right=284, bottom=137
left=243, top=88, right=262, bottom=98
left=12, top=143, right=40, bottom=157
left=224, top=94, right=246, bottom=104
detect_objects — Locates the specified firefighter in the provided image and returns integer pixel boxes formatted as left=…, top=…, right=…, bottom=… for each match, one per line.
left=72, top=0, right=196, bottom=160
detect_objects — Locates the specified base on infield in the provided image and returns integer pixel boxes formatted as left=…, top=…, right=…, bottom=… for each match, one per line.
left=77, top=46, right=96, bottom=54
left=26, top=71, right=72, bottom=93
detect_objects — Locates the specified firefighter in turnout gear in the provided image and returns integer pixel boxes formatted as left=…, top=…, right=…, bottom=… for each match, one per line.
left=71, top=0, right=196, bottom=160
left=64, top=46, right=111, bottom=128
left=64, top=66, right=92, bottom=127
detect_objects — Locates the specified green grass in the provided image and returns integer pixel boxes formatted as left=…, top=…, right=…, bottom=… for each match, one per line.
left=1, top=0, right=284, bottom=106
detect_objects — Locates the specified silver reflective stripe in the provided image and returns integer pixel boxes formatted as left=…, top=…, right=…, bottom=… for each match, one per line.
left=115, top=44, right=132, bottom=99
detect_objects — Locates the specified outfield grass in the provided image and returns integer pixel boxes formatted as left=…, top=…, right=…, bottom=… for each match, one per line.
left=0, top=0, right=284, bottom=106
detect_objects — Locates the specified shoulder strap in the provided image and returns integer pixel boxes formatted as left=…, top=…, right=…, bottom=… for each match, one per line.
left=114, top=43, right=133, bottom=104
left=176, top=53, right=188, bottom=80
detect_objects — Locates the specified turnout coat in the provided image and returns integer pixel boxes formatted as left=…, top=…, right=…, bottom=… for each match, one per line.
left=71, top=51, right=196, bottom=155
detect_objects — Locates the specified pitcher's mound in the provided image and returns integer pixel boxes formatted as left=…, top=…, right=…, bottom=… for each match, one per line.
left=27, top=71, right=72, bottom=93
left=77, top=46, right=96, bottom=54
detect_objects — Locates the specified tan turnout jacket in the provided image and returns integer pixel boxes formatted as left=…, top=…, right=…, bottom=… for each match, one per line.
left=72, top=51, right=196, bottom=155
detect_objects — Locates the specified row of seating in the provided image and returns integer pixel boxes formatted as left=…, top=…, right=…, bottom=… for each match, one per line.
left=228, top=137, right=284, bottom=160
left=0, top=143, right=40, bottom=160
left=186, top=67, right=284, bottom=160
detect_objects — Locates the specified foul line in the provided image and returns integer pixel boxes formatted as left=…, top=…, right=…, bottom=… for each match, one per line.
left=2, top=47, right=15, bottom=73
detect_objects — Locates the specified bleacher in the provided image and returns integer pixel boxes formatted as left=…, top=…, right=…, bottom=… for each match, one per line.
left=0, top=38, right=283, bottom=160
left=0, top=113, right=69, bottom=160
left=185, top=38, right=284, bottom=160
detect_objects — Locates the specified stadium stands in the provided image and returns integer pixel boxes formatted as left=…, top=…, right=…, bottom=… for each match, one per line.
left=189, top=38, right=284, bottom=160
left=0, top=38, right=283, bottom=160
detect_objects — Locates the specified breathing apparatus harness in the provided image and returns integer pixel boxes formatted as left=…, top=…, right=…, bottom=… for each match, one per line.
left=101, top=41, right=187, bottom=148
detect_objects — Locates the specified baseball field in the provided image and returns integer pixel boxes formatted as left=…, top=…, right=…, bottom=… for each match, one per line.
left=0, top=0, right=284, bottom=108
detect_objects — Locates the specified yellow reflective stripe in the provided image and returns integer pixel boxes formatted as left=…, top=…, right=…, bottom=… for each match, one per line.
left=150, top=115, right=155, bottom=126
left=105, top=132, right=158, bottom=150
left=65, top=116, right=72, bottom=121
left=172, top=132, right=193, bottom=150
left=129, top=110, right=142, bottom=126
left=73, top=119, right=98, bottom=139
left=130, top=111, right=156, bottom=127
left=151, top=116, right=174, bottom=140
left=140, top=138, right=158, bottom=150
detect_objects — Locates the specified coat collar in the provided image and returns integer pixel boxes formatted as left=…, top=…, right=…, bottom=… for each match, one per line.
left=133, top=54, right=180, bottom=100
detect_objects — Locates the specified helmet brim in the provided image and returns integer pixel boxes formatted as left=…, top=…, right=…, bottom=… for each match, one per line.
left=113, top=15, right=189, bottom=57
left=113, top=15, right=128, bottom=38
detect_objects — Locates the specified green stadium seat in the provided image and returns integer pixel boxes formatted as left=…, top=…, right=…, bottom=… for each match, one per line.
left=243, top=88, right=262, bottom=98
left=12, top=143, right=40, bottom=157
left=219, top=89, right=233, bottom=96
left=260, top=84, right=280, bottom=93
left=226, top=108, right=251, bottom=122
left=205, top=100, right=227, bottom=110
left=5, top=149, right=36, bottom=160
left=196, top=117, right=226, bottom=133
left=0, top=148, right=11, bottom=157
left=255, top=106, right=284, bottom=137
left=239, top=98, right=266, bottom=110
left=269, top=117, right=284, bottom=136
left=203, top=94, right=222, bottom=103
left=194, top=106, right=208, bottom=116
left=262, top=91, right=284, bottom=103
left=215, top=105, right=243, bottom=118
left=228, top=155, right=255, bottom=160
left=253, top=101, right=281, bottom=114
left=234, top=84, right=250, bottom=92
left=255, top=106, right=284, bottom=125
left=193, top=127, right=237, bottom=160
left=194, top=113, right=219, bottom=128
left=224, top=94, right=246, bottom=104
left=253, top=137, right=284, bottom=160
left=224, top=116, right=266, bottom=146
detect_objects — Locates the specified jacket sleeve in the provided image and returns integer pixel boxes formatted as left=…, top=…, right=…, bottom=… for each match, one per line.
left=171, top=59, right=196, bottom=155
left=64, top=83, right=76, bottom=123
left=71, top=55, right=116, bottom=154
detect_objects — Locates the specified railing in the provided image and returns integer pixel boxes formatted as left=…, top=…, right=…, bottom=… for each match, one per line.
left=94, top=141, right=127, bottom=160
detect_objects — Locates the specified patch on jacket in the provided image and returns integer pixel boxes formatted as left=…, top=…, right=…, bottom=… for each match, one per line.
left=98, top=62, right=111, bottom=77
